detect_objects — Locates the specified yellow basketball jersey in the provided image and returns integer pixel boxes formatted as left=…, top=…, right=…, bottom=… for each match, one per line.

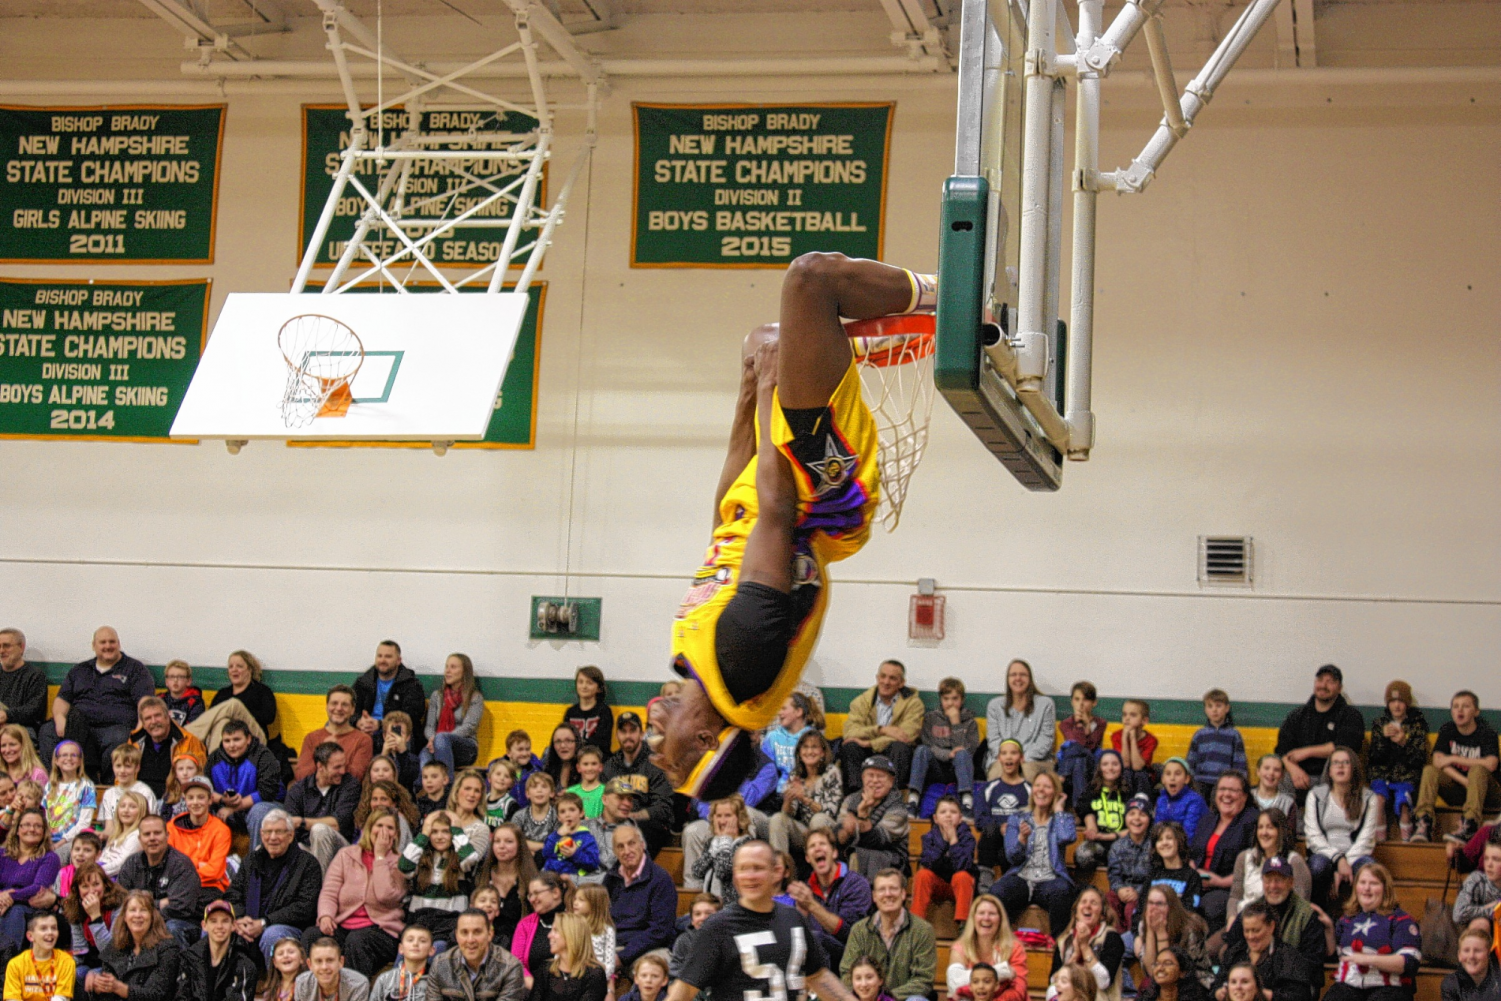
left=672, top=360, right=879, bottom=732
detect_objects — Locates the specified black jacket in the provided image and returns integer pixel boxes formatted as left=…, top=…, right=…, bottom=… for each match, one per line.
left=1190, top=804, right=1260, bottom=876
left=99, top=938, right=182, bottom=1001
left=284, top=772, right=361, bottom=843
left=1212, top=937, right=1320, bottom=1001
left=603, top=750, right=674, bottom=832
left=226, top=844, right=322, bottom=929
left=0, top=662, right=48, bottom=731
left=353, top=665, right=429, bottom=749
left=175, top=937, right=258, bottom=1001
left=1442, top=962, right=1501, bottom=1001
left=117, top=848, right=202, bottom=923
left=1223, top=895, right=1331, bottom=973
left=1274, top=695, right=1364, bottom=779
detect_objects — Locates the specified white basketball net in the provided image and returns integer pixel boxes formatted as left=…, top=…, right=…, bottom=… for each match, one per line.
left=278, top=314, right=365, bottom=429
left=853, top=330, right=936, bottom=532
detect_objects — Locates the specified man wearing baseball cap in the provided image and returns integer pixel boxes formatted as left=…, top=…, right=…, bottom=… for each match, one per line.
left=177, top=900, right=259, bottom=1001
left=583, top=778, right=638, bottom=872
left=1222, top=856, right=1334, bottom=972
left=603, top=711, right=674, bottom=857
left=1274, top=665, right=1365, bottom=798
left=834, top=755, right=910, bottom=878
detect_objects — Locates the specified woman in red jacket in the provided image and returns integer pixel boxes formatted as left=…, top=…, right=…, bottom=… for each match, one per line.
left=301, top=808, right=408, bottom=977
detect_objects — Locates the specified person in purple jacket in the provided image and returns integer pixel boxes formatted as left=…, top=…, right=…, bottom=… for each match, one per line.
left=912, top=795, right=979, bottom=923
left=0, top=808, right=61, bottom=952
left=787, top=827, right=873, bottom=972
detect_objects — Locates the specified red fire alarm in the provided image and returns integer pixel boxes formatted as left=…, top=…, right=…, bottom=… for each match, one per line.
left=908, top=578, right=945, bottom=641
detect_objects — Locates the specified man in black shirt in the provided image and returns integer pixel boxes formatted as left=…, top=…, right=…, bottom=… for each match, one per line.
left=1275, top=665, right=1364, bottom=798
left=604, top=712, right=675, bottom=856
left=0, top=628, right=48, bottom=740
left=42, top=626, right=157, bottom=781
left=352, top=639, right=427, bottom=755
left=672, top=840, right=857, bottom=1001
left=1413, top=690, right=1501, bottom=845
left=275, top=741, right=360, bottom=870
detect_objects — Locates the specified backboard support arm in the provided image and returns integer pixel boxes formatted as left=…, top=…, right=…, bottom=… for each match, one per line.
left=937, top=0, right=1283, bottom=486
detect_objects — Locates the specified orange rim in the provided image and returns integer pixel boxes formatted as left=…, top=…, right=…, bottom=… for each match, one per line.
left=847, top=313, right=935, bottom=368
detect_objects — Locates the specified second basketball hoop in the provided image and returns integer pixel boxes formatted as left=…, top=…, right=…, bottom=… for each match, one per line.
left=279, top=314, right=366, bottom=428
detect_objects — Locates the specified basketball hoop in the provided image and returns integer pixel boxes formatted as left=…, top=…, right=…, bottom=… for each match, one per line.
left=278, top=314, right=365, bottom=428
left=848, top=313, right=936, bottom=532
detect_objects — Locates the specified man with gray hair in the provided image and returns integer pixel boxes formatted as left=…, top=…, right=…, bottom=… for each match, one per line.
left=228, top=807, right=324, bottom=958
left=0, top=629, right=47, bottom=740
left=604, top=822, right=678, bottom=969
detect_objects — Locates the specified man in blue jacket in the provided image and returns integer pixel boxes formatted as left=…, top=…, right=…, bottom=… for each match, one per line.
left=603, top=823, right=678, bottom=969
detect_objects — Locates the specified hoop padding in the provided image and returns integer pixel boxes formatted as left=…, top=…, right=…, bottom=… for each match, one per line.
left=849, top=314, right=936, bottom=533
left=278, top=314, right=365, bottom=428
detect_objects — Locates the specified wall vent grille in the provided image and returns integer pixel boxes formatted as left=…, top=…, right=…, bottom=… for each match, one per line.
left=1199, top=536, right=1252, bottom=587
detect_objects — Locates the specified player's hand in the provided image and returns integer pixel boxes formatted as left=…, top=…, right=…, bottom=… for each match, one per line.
left=753, top=339, right=779, bottom=391
left=1018, top=820, right=1032, bottom=842
left=358, top=712, right=379, bottom=734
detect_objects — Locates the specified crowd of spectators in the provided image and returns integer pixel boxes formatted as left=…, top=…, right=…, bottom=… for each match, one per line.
left=0, top=626, right=1495, bottom=1001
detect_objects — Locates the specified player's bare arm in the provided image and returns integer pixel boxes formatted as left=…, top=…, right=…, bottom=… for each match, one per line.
left=738, top=338, right=795, bottom=595
left=807, top=968, right=860, bottom=1001
left=712, top=333, right=768, bottom=529
left=664, top=979, right=703, bottom=1001
left=776, top=253, right=915, bottom=410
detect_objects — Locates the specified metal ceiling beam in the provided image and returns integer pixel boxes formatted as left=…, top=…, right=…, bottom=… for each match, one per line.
left=135, top=0, right=253, bottom=59
left=180, top=53, right=948, bottom=78
left=506, top=0, right=604, bottom=84
left=875, top=0, right=945, bottom=59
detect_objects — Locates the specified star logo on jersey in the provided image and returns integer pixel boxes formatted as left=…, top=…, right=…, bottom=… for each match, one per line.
left=805, top=435, right=857, bottom=496
left=1352, top=917, right=1378, bottom=938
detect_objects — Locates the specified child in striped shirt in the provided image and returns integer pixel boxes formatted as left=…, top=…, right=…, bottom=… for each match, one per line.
left=1187, top=689, right=1247, bottom=802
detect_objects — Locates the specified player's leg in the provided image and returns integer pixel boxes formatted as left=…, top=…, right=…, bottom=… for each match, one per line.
left=777, top=252, right=923, bottom=410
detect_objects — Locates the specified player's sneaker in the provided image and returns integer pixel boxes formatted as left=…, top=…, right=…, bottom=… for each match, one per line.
left=1445, top=818, right=1478, bottom=845
left=1409, top=814, right=1432, bottom=842
left=1398, top=814, right=1413, bottom=841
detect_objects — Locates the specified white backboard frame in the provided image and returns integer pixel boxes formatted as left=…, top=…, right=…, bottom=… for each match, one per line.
left=171, top=292, right=529, bottom=441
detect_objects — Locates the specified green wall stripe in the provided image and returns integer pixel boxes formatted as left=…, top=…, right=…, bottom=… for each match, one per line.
left=31, top=661, right=1500, bottom=731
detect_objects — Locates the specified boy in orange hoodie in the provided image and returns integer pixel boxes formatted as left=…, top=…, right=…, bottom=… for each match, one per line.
left=167, top=775, right=231, bottom=912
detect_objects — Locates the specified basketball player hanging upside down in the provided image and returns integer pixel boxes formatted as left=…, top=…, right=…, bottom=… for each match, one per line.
left=648, top=253, right=937, bottom=803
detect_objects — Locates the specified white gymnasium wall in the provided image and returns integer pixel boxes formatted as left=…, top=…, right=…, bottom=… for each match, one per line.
left=1, top=11, right=1498, bottom=709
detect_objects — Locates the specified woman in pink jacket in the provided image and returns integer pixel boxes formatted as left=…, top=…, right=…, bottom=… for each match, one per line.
left=301, top=808, right=408, bottom=977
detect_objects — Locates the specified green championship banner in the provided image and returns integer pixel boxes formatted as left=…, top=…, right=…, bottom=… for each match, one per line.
left=631, top=102, right=893, bottom=268
left=289, top=281, right=544, bottom=450
left=300, top=106, right=543, bottom=269
left=0, top=105, right=225, bottom=264
left=0, top=278, right=208, bottom=442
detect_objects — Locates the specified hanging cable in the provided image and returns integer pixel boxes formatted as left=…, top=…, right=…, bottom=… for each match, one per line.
left=559, top=150, right=596, bottom=604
